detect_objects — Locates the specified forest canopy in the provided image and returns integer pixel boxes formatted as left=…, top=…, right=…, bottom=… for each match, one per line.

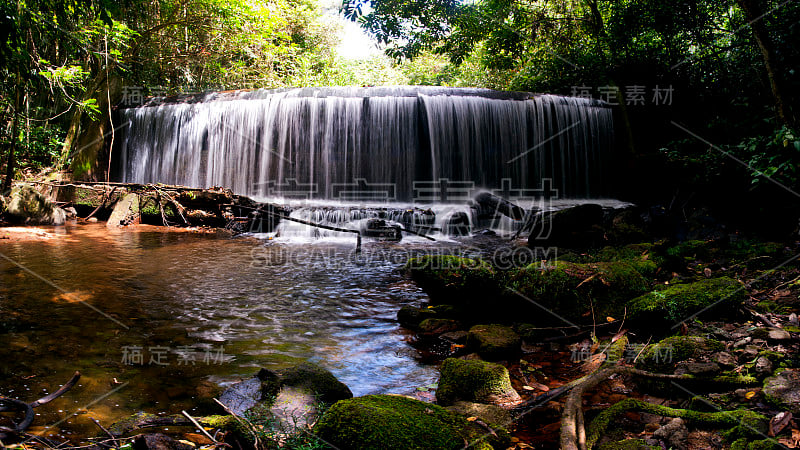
left=1, top=0, right=799, bottom=204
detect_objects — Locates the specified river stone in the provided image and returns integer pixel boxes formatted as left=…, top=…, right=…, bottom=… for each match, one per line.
left=763, top=369, right=800, bottom=414
left=218, top=368, right=280, bottom=416
left=279, top=362, right=353, bottom=403
left=751, top=327, right=792, bottom=341
left=652, top=418, right=688, bottom=450
left=467, top=324, right=521, bottom=360
left=436, top=358, right=521, bottom=406
left=5, top=184, right=66, bottom=225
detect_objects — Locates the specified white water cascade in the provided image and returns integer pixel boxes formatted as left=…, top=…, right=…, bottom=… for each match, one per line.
left=115, top=86, right=614, bottom=202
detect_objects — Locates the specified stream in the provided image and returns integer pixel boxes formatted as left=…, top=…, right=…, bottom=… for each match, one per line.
left=0, top=223, right=449, bottom=442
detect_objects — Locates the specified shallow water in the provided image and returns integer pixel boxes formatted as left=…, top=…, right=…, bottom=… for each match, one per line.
left=0, top=223, right=446, bottom=441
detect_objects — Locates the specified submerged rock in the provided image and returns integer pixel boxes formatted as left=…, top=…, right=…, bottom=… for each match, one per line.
left=5, top=184, right=66, bottom=225
left=436, top=358, right=521, bottom=406
left=466, top=324, right=521, bottom=360
left=315, top=394, right=508, bottom=450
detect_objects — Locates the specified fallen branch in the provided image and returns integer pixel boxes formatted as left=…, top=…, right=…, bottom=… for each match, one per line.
left=0, top=371, right=81, bottom=440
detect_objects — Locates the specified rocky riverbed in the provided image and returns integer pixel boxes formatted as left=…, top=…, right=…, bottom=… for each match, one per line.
left=3, top=182, right=800, bottom=449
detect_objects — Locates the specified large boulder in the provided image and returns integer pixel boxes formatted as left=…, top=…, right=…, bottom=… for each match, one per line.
left=504, top=260, right=650, bottom=322
left=763, top=369, right=800, bottom=414
left=406, top=256, right=498, bottom=305
left=315, top=394, right=508, bottom=450
left=217, top=361, right=351, bottom=424
left=436, top=358, right=521, bottom=406
left=5, top=184, right=66, bottom=225
left=628, top=277, right=745, bottom=323
left=466, top=324, right=521, bottom=360
left=528, top=203, right=605, bottom=248
left=279, top=362, right=353, bottom=403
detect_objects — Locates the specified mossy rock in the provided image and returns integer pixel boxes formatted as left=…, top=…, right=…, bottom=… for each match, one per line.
left=418, top=318, right=462, bottom=335
left=315, top=394, right=509, bottom=450
left=406, top=255, right=498, bottom=305
left=636, top=336, right=724, bottom=373
left=436, top=358, right=520, bottom=406
left=731, top=438, right=784, bottom=450
left=5, top=184, right=66, bottom=225
left=202, top=414, right=255, bottom=445
left=398, top=304, right=463, bottom=330
left=279, top=362, right=353, bottom=403
left=397, top=305, right=438, bottom=328
left=504, top=260, right=649, bottom=322
left=763, top=368, right=800, bottom=414
left=628, top=277, right=744, bottom=324
left=593, top=244, right=664, bottom=277
left=445, top=401, right=511, bottom=427
left=598, top=439, right=660, bottom=450
left=466, top=324, right=521, bottom=360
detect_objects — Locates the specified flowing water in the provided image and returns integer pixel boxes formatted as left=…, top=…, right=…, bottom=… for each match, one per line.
left=0, top=224, right=452, bottom=442
left=115, top=87, right=613, bottom=200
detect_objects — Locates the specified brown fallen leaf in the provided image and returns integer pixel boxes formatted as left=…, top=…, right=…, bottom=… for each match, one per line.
left=703, top=267, right=712, bottom=278
left=769, top=411, right=793, bottom=437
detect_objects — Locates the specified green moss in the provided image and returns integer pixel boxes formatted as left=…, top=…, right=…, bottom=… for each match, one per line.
left=436, top=358, right=520, bottom=406
left=418, top=318, right=461, bottom=334
left=505, top=260, right=649, bottom=321
left=315, top=394, right=508, bottom=450
left=280, top=362, right=353, bottom=403
left=466, top=324, right=521, bottom=360
left=203, top=414, right=254, bottom=443
left=406, top=256, right=498, bottom=305
left=636, top=336, right=724, bottom=372
left=731, top=438, right=784, bottom=450
left=587, top=398, right=768, bottom=448
left=598, top=439, right=659, bottom=450
left=628, top=277, right=744, bottom=323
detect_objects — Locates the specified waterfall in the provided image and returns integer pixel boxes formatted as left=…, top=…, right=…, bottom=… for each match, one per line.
left=115, top=86, right=613, bottom=202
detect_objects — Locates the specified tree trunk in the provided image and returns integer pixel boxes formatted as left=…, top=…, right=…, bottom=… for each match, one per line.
left=3, top=0, right=22, bottom=192
left=737, top=0, right=795, bottom=127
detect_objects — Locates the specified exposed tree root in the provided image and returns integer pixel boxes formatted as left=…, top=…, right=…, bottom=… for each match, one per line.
left=558, top=365, right=769, bottom=450
left=0, top=371, right=81, bottom=440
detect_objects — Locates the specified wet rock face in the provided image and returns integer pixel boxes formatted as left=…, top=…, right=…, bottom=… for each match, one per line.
left=5, top=184, right=66, bottom=225
left=763, top=369, right=800, bottom=414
